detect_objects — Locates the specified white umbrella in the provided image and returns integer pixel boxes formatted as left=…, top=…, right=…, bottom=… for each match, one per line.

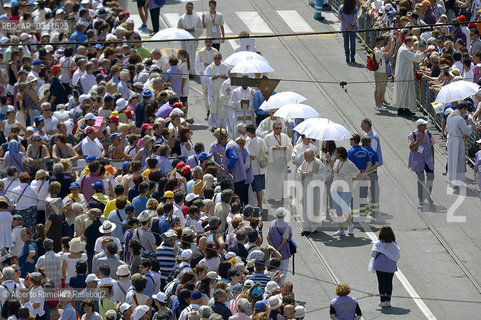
left=294, top=118, right=352, bottom=141
left=260, top=91, right=307, bottom=111
left=224, top=51, right=269, bottom=66
left=435, top=80, right=479, bottom=104
left=274, top=104, right=319, bottom=119
left=150, top=28, right=195, bottom=41
left=231, top=60, right=274, bottom=74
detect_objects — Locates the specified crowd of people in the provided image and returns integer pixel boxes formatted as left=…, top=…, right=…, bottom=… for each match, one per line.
left=0, top=0, right=446, bottom=318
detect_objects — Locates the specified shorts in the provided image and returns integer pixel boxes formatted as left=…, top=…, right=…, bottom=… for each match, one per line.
left=251, top=174, right=265, bottom=192
left=137, top=0, right=146, bottom=8
left=374, top=72, right=387, bottom=94
left=180, top=96, right=188, bottom=102
left=332, top=191, right=352, bottom=215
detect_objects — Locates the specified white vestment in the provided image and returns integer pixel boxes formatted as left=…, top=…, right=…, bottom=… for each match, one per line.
left=298, top=158, right=327, bottom=232
left=177, top=13, right=203, bottom=75
left=291, top=142, right=318, bottom=173
left=220, top=78, right=237, bottom=136
left=230, top=87, right=255, bottom=139
left=204, top=62, right=229, bottom=129
left=447, top=111, right=472, bottom=185
left=256, top=117, right=288, bottom=139
left=393, top=44, right=424, bottom=110
left=264, top=132, right=292, bottom=201
left=195, top=47, right=218, bottom=108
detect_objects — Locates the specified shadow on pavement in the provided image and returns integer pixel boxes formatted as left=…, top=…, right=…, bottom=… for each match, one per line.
left=309, top=230, right=372, bottom=248
left=190, top=124, right=210, bottom=131
left=379, top=306, right=411, bottom=315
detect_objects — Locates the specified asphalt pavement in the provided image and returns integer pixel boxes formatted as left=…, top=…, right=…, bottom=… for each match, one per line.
left=121, top=0, right=481, bottom=318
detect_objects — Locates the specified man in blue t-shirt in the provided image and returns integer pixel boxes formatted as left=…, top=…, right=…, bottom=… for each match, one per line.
left=361, top=136, right=380, bottom=216
left=347, top=134, right=372, bottom=220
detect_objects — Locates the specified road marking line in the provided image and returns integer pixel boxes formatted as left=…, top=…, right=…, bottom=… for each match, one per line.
left=361, top=223, right=437, bottom=320
left=277, top=10, right=314, bottom=33
left=236, top=11, right=273, bottom=34
left=163, top=13, right=181, bottom=28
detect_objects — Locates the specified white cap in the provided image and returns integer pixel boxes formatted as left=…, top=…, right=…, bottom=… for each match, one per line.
left=132, top=305, right=149, bottom=320
left=116, top=264, right=130, bottom=277
left=416, top=118, right=428, bottom=126
left=116, top=98, right=128, bottom=110
left=244, top=279, right=254, bottom=287
left=294, top=305, right=306, bottom=318
left=84, top=113, right=96, bottom=121
left=79, top=94, right=90, bottom=103
left=119, top=302, right=131, bottom=313
left=20, top=33, right=31, bottom=41
left=181, top=249, right=192, bottom=260
left=170, top=108, right=184, bottom=117
left=384, top=3, right=394, bottom=10
left=85, top=273, right=99, bottom=283
left=265, top=281, right=280, bottom=294
left=185, top=193, right=198, bottom=202
left=153, top=292, right=168, bottom=303
left=476, top=138, right=481, bottom=144
left=225, top=251, right=236, bottom=260
left=45, top=45, right=54, bottom=53
left=276, top=207, right=287, bottom=217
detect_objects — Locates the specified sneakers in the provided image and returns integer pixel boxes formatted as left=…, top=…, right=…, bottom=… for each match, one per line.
left=385, top=301, right=391, bottom=307
left=375, top=106, right=388, bottom=111
left=347, top=225, right=354, bottom=235
left=333, top=229, right=345, bottom=237
left=138, top=24, right=147, bottom=30
left=379, top=302, right=387, bottom=307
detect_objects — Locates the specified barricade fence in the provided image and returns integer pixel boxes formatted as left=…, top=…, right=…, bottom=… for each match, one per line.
left=328, top=2, right=479, bottom=163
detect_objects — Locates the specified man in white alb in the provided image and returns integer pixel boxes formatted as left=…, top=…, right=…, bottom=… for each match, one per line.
left=220, top=71, right=237, bottom=137
left=177, top=2, right=203, bottom=77
left=202, top=0, right=225, bottom=51
left=230, top=82, right=255, bottom=139
left=256, top=109, right=291, bottom=139
left=196, top=40, right=218, bottom=117
left=204, top=52, right=229, bottom=130
left=264, top=120, right=293, bottom=202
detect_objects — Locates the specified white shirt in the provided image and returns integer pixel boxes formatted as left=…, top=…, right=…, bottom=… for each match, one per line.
left=31, top=179, right=49, bottom=211
left=0, top=210, right=12, bottom=247
left=0, top=280, right=21, bottom=305
left=12, top=183, right=38, bottom=210
left=30, top=286, right=45, bottom=317
left=173, top=203, right=186, bottom=228
left=94, top=235, right=122, bottom=254
left=72, top=69, right=85, bottom=86
left=81, top=136, right=103, bottom=157
left=80, top=73, right=97, bottom=93
left=43, top=115, right=58, bottom=134
left=2, top=177, right=20, bottom=200
left=11, top=226, right=24, bottom=256
left=59, top=56, right=71, bottom=84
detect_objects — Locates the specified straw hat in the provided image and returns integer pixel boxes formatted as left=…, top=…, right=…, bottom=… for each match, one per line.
left=192, top=180, right=207, bottom=195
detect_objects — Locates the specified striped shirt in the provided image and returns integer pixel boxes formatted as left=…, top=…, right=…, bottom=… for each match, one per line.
left=245, top=272, right=271, bottom=291
left=155, top=245, right=176, bottom=280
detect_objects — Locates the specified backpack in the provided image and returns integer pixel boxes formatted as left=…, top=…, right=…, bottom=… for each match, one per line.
left=1, top=284, right=17, bottom=318
left=43, top=280, right=59, bottom=308
left=366, top=52, right=379, bottom=71
left=166, top=263, right=190, bottom=283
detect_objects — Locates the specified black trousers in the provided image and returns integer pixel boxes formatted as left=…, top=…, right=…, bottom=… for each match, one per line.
left=376, top=270, right=394, bottom=302
left=415, top=163, right=434, bottom=203
left=234, top=180, right=248, bottom=206
left=150, top=7, right=161, bottom=33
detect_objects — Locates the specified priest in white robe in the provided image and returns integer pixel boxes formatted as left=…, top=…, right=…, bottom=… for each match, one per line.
left=447, top=103, right=472, bottom=186
left=298, top=149, right=327, bottom=236
left=220, top=73, right=237, bottom=137
left=204, top=53, right=229, bottom=130
left=264, top=120, right=293, bottom=202
left=291, top=135, right=318, bottom=173
left=256, top=109, right=291, bottom=139
left=393, top=37, right=424, bottom=115
left=177, top=3, right=203, bottom=76
left=195, top=40, right=218, bottom=113
left=230, top=83, right=255, bottom=139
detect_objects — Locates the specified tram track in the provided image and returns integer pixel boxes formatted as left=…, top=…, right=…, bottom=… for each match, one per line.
left=247, top=0, right=481, bottom=298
